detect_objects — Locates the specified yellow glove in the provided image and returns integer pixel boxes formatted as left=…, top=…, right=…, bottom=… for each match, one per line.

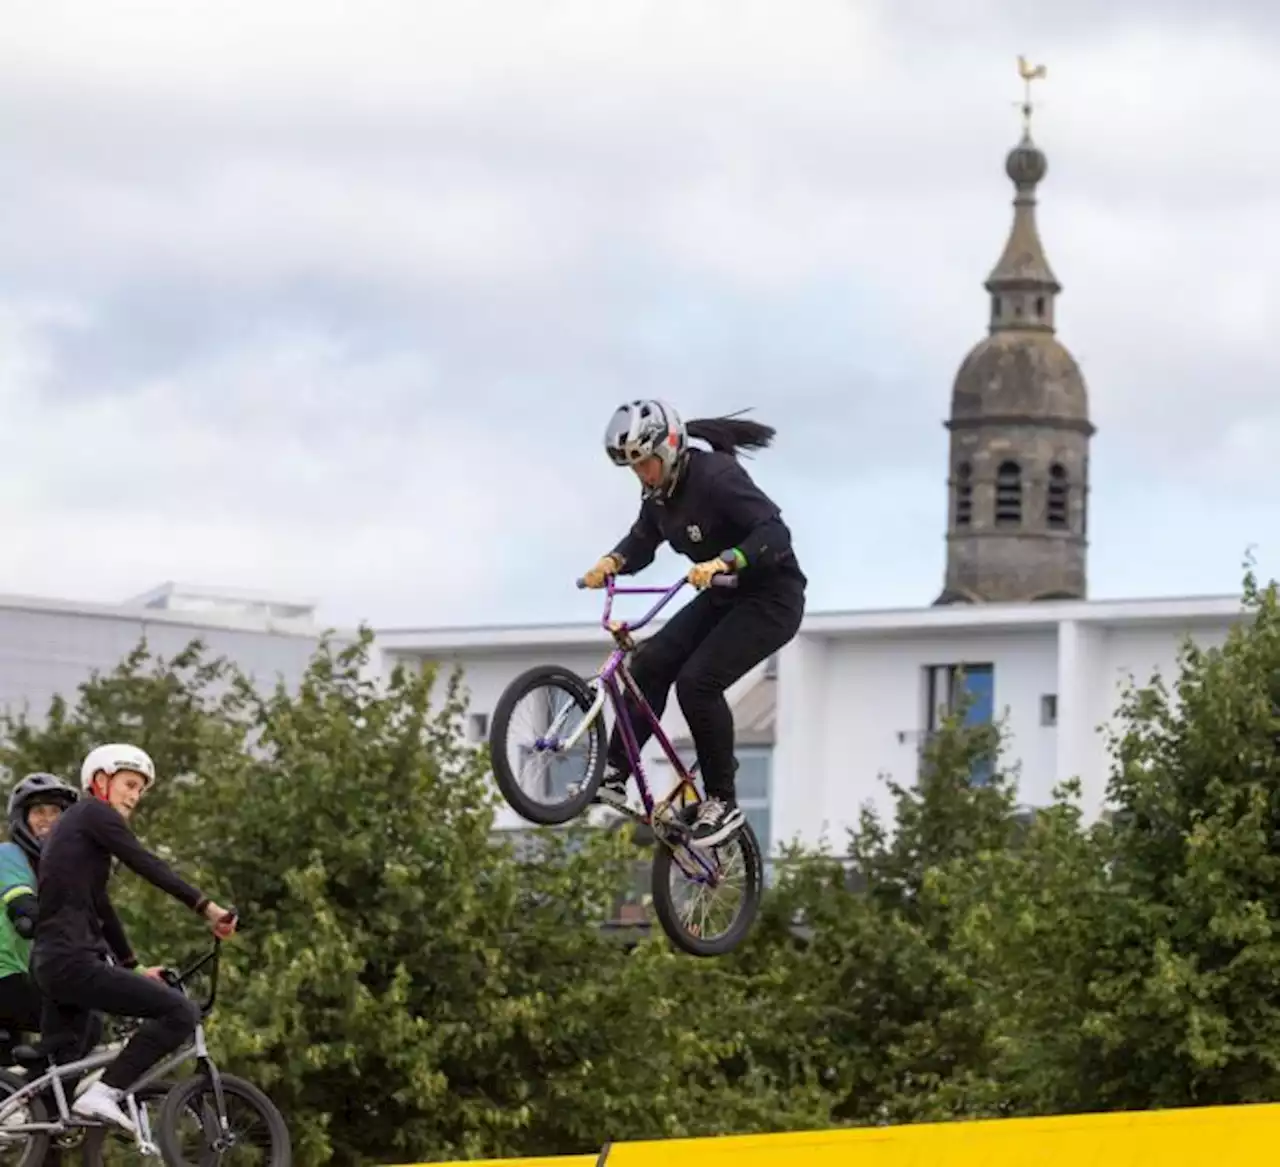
left=687, top=557, right=730, bottom=590
left=581, top=554, right=621, bottom=589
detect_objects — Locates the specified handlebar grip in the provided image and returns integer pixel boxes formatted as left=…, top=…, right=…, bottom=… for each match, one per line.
left=214, top=907, right=239, bottom=937
left=710, top=574, right=739, bottom=588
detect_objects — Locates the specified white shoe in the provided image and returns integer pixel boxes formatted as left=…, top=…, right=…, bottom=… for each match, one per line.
left=72, top=1081, right=136, bottom=1135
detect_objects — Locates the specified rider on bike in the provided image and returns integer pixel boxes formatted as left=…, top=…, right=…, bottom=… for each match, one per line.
left=0, top=773, right=79, bottom=1042
left=579, top=399, right=806, bottom=848
left=32, top=743, right=236, bottom=1133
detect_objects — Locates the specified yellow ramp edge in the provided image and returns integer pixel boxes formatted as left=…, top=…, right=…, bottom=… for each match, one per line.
left=392, top=1157, right=596, bottom=1166
left=606, top=1101, right=1280, bottom=1165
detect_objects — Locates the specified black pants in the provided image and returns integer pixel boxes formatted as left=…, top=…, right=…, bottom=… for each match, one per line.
left=0, top=972, right=43, bottom=1036
left=606, top=577, right=804, bottom=801
left=35, top=954, right=199, bottom=1090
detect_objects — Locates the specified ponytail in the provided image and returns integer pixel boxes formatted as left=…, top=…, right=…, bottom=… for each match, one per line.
left=685, top=410, right=777, bottom=458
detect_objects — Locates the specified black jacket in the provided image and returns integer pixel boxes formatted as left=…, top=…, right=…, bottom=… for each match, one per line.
left=33, top=798, right=208, bottom=969
left=610, top=448, right=805, bottom=591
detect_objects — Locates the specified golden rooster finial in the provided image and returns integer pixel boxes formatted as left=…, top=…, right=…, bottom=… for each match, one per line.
left=1015, top=56, right=1048, bottom=132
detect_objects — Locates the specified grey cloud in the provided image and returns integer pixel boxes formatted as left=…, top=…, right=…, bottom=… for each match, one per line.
left=0, top=0, right=1276, bottom=623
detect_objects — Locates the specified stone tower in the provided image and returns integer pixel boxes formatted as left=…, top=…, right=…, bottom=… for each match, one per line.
left=935, top=104, right=1094, bottom=606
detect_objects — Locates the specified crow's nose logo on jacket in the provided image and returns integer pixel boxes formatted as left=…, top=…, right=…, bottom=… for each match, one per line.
left=686, top=525, right=703, bottom=543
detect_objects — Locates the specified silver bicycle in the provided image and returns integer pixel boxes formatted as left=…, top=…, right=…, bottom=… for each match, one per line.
left=0, top=924, right=290, bottom=1164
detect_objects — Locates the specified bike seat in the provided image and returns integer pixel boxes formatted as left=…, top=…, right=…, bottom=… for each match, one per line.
left=12, top=1032, right=81, bottom=1067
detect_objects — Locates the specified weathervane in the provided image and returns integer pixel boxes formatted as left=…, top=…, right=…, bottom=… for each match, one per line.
left=1015, top=55, right=1047, bottom=133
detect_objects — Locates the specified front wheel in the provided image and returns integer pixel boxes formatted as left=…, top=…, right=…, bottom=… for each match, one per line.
left=650, top=811, right=764, bottom=958
left=487, top=665, right=607, bottom=826
left=156, top=1071, right=291, bottom=1167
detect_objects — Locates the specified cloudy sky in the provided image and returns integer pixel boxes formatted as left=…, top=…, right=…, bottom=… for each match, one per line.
left=0, top=0, right=1276, bottom=630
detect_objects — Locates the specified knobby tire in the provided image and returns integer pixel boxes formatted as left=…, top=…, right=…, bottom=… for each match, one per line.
left=488, top=664, right=607, bottom=826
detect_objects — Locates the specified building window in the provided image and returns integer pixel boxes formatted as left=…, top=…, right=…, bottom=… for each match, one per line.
left=954, top=462, right=973, bottom=527
left=1035, top=295, right=1046, bottom=318
left=1040, top=694, right=1058, bottom=726
left=992, top=295, right=1002, bottom=320
left=925, top=663, right=995, bottom=732
left=1047, top=463, right=1068, bottom=530
left=924, top=663, right=995, bottom=785
left=995, top=461, right=1022, bottom=526
left=466, top=712, right=489, bottom=743
left=735, top=746, right=772, bottom=859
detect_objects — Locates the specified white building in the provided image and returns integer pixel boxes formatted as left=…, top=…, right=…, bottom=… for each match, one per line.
left=377, top=591, right=1242, bottom=860
left=0, top=581, right=352, bottom=727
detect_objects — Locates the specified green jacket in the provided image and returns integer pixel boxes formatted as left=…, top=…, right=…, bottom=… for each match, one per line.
left=0, top=841, right=36, bottom=980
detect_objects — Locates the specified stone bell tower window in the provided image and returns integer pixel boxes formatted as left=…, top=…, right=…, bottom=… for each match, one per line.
left=955, top=462, right=973, bottom=527
left=995, top=460, right=1022, bottom=526
left=1047, top=463, right=1069, bottom=529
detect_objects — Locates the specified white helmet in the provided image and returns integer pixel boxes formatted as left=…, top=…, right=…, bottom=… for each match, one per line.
left=603, top=399, right=687, bottom=497
left=80, top=743, right=156, bottom=792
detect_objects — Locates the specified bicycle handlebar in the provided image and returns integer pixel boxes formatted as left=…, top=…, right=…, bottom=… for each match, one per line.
left=575, top=572, right=737, bottom=634
left=158, top=906, right=240, bottom=1017
left=573, top=573, right=738, bottom=592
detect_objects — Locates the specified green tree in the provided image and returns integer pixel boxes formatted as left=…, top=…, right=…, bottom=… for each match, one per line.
left=0, top=634, right=838, bottom=1163
left=1074, top=571, right=1280, bottom=1110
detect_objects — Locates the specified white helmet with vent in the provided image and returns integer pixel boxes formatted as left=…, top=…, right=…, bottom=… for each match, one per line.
left=603, top=399, right=687, bottom=496
left=80, top=743, right=156, bottom=792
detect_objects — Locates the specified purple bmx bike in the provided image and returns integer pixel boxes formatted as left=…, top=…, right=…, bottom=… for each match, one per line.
left=487, top=571, right=764, bottom=957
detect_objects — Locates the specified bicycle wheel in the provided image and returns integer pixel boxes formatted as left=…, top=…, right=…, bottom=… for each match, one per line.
left=0, top=1067, right=51, bottom=1167
left=488, top=664, right=606, bottom=826
left=156, top=1072, right=290, bottom=1167
left=650, top=810, right=764, bottom=958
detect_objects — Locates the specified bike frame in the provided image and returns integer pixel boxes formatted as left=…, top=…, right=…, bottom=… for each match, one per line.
left=0, top=939, right=229, bottom=1157
left=560, top=571, right=739, bottom=881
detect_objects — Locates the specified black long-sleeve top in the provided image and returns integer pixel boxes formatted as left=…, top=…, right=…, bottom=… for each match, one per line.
left=609, top=448, right=806, bottom=591
left=33, top=798, right=208, bottom=968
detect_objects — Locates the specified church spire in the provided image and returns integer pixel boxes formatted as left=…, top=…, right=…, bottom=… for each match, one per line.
left=984, top=57, right=1059, bottom=335
left=935, top=57, right=1095, bottom=608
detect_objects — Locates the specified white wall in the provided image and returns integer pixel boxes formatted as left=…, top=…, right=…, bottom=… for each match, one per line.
left=772, top=633, right=829, bottom=855
left=1068, top=618, right=1233, bottom=812
left=382, top=606, right=1243, bottom=852
left=810, top=629, right=1059, bottom=848
left=0, top=603, right=333, bottom=725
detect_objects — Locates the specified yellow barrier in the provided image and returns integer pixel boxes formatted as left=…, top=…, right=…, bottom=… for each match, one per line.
left=395, top=1158, right=597, bottom=1166
left=395, top=1100, right=1280, bottom=1164
left=606, top=1101, right=1280, bottom=1164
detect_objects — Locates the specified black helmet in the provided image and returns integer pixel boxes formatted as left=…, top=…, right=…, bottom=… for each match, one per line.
left=7, top=773, right=78, bottom=862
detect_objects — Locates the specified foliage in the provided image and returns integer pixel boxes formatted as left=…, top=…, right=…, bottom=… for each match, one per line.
left=3, top=570, right=1280, bottom=1162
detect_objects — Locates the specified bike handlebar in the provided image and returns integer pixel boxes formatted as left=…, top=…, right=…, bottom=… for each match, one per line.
left=158, top=906, right=240, bottom=1017
left=575, top=572, right=738, bottom=634
left=573, top=574, right=737, bottom=591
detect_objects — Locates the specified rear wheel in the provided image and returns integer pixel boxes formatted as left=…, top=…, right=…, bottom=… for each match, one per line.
left=650, top=810, right=763, bottom=958
left=488, top=665, right=606, bottom=826
left=0, top=1067, right=50, bottom=1167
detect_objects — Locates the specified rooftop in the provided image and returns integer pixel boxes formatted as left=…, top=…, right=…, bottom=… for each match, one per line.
left=124, top=581, right=319, bottom=622
left=0, top=583, right=339, bottom=639
left=375, top=591, right=1247, bottom=655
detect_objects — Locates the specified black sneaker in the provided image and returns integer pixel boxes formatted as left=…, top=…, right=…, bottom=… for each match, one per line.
left=688, top=798, right=744, bottom=848
left=593, top=772, right=629, bottom=810
left=568, top=771, right=629, bottom=810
